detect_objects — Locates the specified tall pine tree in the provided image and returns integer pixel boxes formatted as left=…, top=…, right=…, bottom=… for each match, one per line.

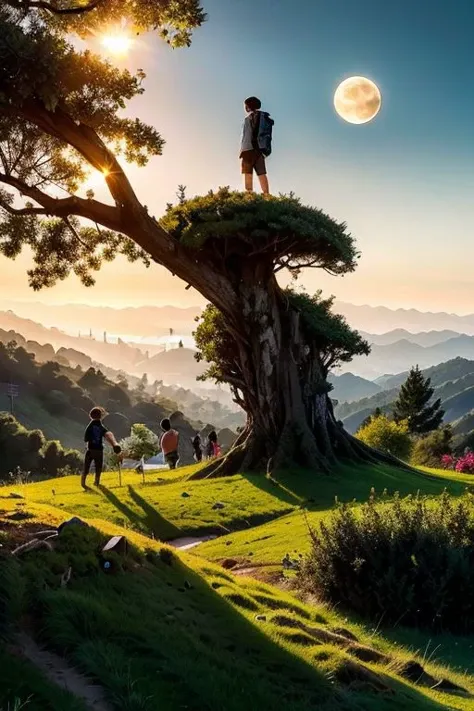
left=393, top=366, right=444, bottom=434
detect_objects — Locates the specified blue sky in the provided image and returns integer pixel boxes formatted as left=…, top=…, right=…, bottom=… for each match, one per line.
left=1, top=0, right=473, bottom=312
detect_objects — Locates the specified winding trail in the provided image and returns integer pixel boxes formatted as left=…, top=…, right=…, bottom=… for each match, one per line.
left=12, top=632, right=114, bottom=711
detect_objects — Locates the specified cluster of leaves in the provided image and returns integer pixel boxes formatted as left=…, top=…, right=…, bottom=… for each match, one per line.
left=161, top=189, right=359, bottom=276
left=410, top=426, right=453, bottom=468
left=356, top=413, right=412, bottom=461
left=41, top=0, right=207, bottom=49
left=286, top=289, right=370, bottom=373
left=0, top=413, right=81, bottom=479
left=299, top=491, right=474, bottom=633
left=442, top=451, right=474, bottom=474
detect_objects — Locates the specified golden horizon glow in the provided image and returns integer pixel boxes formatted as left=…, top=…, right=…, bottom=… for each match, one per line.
left=334, top=76, right=382, bottom=125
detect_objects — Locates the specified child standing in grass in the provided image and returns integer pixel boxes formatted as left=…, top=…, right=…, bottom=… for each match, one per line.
left=82, top=407, right=122, bottom=488
left=160, top=418, right=180, bottom=470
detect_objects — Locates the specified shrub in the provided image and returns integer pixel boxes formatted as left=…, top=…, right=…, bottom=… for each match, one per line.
left=441, top=451, right=474, bottom=474
left=410, top=426, right=453, bottom=468
left=298, top=492, right=474, bottom=633
left=120, top=423, right=160, bottom=461
left=356, top=414, right=412, bottom=461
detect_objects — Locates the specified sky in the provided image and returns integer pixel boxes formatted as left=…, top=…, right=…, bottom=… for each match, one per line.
left=1, top=0, right=473, bottom=313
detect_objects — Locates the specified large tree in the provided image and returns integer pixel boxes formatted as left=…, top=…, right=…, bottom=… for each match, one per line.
left=0, top=1, right=406, bottom=476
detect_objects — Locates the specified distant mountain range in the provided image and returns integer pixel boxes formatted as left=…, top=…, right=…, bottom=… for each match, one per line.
left=360, top=329, right=464, bottom=347
left=342, top=335, right=474, bottom=379
left=334, top=357, right=474, bottom=436
left=335, top=302, right=474, bottom=335
left=0, top=301, right=201, bottom=338
left=2, top=299, right=474, bottom=339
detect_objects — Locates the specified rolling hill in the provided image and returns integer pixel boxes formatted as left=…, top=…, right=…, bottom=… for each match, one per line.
left=336, top=357, right=474, bottom=434
left=1, top=462, right=473, bottom=711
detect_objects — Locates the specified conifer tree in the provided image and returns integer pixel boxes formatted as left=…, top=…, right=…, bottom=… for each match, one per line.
left=393, top=366, right=444, bottom=435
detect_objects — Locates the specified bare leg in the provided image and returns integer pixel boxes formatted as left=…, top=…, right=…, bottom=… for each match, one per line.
left=258, top=174, right=269, bottom=195
left=244, top=174, right=253, bottom=192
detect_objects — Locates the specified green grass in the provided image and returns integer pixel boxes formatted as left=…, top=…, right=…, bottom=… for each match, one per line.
left=0, top=649, right=88, bottom=711
left=4, top=467, right=294, bottom=541
left=2, top=460, right=474, bottom=710
left=198, top=462, right=474, bottom=563
left=1, top=507, right=472, bottom=711
left=5, top=461, right=471, bottom=545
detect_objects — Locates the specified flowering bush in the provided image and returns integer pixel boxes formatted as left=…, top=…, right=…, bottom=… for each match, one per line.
left=441, top=454, right=455, bottom=469
left=456, top=452, right=474, bottom=474
left=441, top=451, right=474, bottom=474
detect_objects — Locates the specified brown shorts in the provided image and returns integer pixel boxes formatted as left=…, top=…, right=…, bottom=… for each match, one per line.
left=240, top=149, right=266, bottom=176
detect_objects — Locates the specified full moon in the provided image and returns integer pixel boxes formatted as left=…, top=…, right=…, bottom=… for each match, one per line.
left=334, top=76, right=382, bottom=124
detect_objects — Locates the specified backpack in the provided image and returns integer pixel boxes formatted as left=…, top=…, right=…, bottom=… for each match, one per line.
left=256, top=111, right=274, bottom=157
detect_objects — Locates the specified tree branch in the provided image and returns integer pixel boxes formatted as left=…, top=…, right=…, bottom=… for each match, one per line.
left=1, top=99, right=239, bottom=315
left=0, top=172, right=123, bottom=232
left=5, top=0, right=104, bottom=15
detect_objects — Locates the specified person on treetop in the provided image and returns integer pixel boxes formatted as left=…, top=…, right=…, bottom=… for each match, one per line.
left=82, top=406, right=122, bottom=489
left=160, top=418, right=180, bottom=470
left=239, top=96, right=274, bottom=195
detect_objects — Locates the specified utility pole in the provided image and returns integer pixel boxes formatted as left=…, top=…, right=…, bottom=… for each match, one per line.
left=6, top=383, right=19, bottom=415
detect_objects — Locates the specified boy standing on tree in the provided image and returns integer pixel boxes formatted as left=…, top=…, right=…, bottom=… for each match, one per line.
left=160, top=418, right=180, bottom=470
left=82, top=407, right=122, bottom=489
left=240, top=96, right=274, bottom=195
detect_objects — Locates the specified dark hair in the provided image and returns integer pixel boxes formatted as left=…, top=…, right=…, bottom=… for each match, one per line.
left=208, top=430, right=217, bottom=443
left=245, top=96, right=261, bottom=111
left=161, top=418, right=171, bottom=431
left=90, top=407, right=104, bottom=420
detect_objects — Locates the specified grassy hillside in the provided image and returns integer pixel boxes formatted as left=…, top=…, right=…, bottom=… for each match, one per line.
left=1, top=489, right=473, bottom=711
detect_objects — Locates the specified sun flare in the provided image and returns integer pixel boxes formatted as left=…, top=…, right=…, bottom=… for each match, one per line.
left=100, top=32, right=133, bottom=56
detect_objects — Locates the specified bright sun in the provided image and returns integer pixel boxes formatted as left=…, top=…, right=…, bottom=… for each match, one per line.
left=101, top=32, right=133, bottom=56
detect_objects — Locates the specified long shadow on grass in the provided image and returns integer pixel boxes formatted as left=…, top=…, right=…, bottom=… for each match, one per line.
left=98, top=485, right=180, bottom=541
left=127, top=486, right=181, bottom=540
left=242, top=462, right=470, bottom=515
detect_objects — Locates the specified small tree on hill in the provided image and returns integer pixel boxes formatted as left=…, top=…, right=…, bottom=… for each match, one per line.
left=120, top=423, right=160, bottom=462
left=393, top=366, right=444, bottom=435
left=357, top=414, right=412, bottom=461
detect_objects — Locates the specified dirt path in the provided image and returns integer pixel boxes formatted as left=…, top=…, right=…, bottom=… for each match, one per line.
left=12, top=632, right=114, bottom=711
left=169, top=535, right=217, bottom=550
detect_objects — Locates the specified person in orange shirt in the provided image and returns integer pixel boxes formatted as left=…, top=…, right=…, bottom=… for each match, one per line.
left=160, top=418, right=180, bottom=469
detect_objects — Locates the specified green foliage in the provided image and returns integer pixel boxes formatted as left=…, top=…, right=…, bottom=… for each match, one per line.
left=0, top=413, right=81, bottom=479
left=299, top=492, right=474, bottom=633
left=393, top=366, right=444, bottom=435
left=357, top=407, right=383, bottom=432
left=0, top=0, right=204, bottom=289
left=286, top=290, right=370, bottom=372
left=411, top=426, right=453, bottom=468
left=357, top=414, right=412, bottom=461
left=120, top=423, right=160, bottom=461
left=162, top=188, right=358, bottom=276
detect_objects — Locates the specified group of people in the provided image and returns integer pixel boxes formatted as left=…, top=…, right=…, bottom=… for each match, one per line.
left=82, top=407, right=222, bottom=488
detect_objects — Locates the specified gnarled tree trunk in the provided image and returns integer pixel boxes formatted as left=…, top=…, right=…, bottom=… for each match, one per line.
left=191, top=268, right=406, bottom=479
